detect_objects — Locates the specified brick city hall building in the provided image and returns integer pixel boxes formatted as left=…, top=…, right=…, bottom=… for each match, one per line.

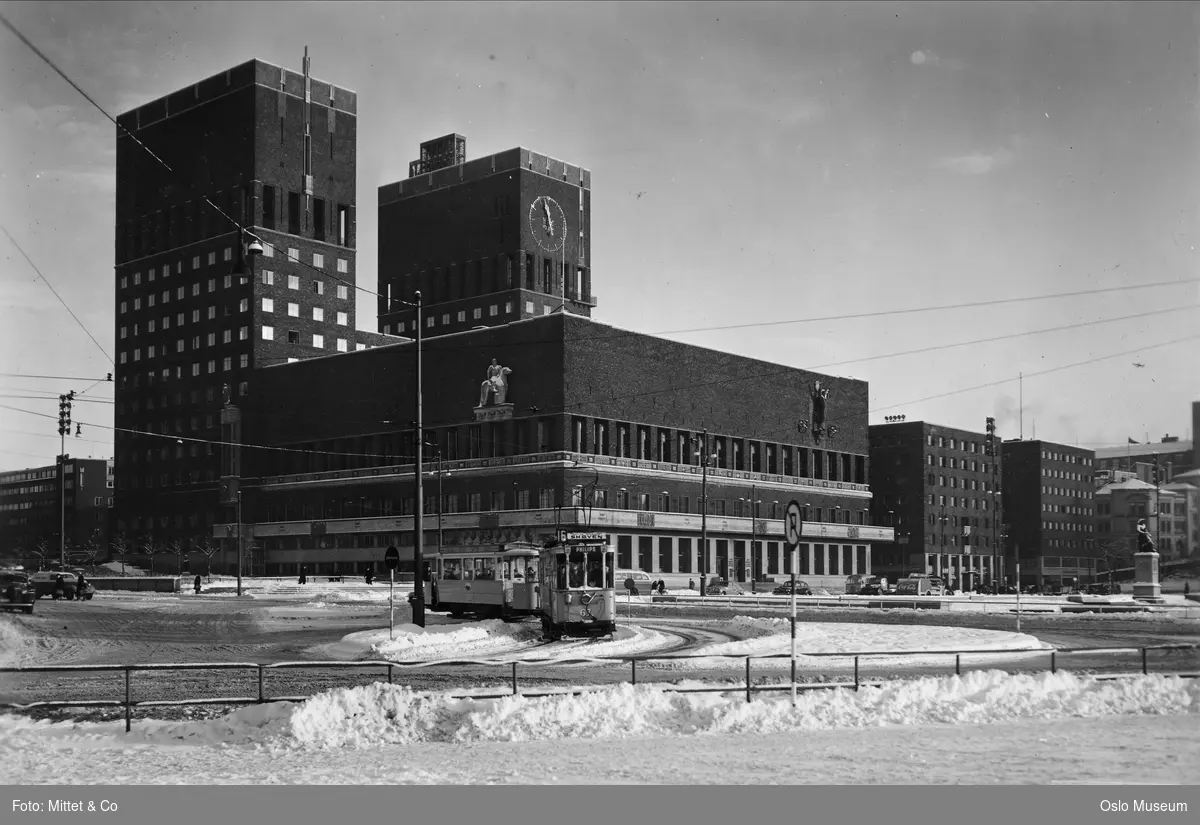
left=111, top=54, right=892, bottom=581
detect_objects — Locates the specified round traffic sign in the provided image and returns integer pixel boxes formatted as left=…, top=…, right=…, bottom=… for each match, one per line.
left=384, top=546, right=400, bottom=571
left=624, top=577, right=636, bottom=592
left=785, top=500, right=804, bottom=547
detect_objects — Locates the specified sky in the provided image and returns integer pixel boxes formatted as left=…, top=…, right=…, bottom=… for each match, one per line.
left=0, top=1, right=1198, bottom=473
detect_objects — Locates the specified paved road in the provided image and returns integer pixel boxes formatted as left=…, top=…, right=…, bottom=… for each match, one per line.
left=1, top=595, right=1196, bottom=723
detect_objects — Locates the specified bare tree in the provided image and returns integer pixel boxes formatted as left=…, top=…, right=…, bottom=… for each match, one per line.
left=196, top=536, right=220, bottom=580
left=32, top=538, right=52, bottom=572
left=80, top=537, right=104, bottom=573
left=139, top=537, right=168, bottom=575
left=166, top=539, right=185, bottom=575
left=110, top=533, right=132, bottom=576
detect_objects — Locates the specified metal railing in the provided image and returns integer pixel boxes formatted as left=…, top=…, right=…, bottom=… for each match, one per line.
left=2, top=642, right=1197, bottom=732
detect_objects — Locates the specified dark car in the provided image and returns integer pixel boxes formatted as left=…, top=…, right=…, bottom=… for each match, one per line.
left=772, top=580, right=812, bottom=596
left=0, top=570, right=36, bottom=614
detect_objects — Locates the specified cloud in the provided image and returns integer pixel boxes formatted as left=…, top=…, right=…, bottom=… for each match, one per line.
left=937, top=147, right=1016, bottom=175
left=911, top=50, right=940, bottom=67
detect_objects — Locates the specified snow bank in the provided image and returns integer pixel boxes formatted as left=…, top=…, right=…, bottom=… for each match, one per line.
left=0, top=618, right=31, bottom=669
left=366, top=620, right=543, bottom=660
left=4, top=671, right=1194, bottom=752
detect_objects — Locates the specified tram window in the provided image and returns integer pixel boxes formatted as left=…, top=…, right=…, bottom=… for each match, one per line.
left=462, top=559, right=474, bottom=581
left=503, top=560, right=513, bottom=580
left=556, top=554, right=568, bottom=589
left=477, top=558, right=496, bottom=581
left=569, top=556, right=586, bottom=588
left=587, top=550, right=604, bottom=588
left=525, top=560, right=537, bottom=581
left=443, top=559, right=461, bottom=580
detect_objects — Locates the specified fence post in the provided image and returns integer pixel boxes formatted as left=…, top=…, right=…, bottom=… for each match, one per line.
left=387, top=663, right=393, bottom=685
left=745, top=658, right=751, bottom=703
left=1142, top=648, right=1148, bottom=675
left=1050, top=650, right=1056, bottom=674
left=955, top=654, right=961, bottom=676
left=631, top=658, right=637, bottom=686
left=258, top=665, right=265, bottom=703
left=854, top=656, right=859, bottom=692
left=512, top=661, right=518, bottom=696
left=124, top=668, right=131, bottom=733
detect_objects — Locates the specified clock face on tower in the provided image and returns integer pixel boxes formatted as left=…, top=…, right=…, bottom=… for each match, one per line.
left=529, top=195, right=566, bottom=253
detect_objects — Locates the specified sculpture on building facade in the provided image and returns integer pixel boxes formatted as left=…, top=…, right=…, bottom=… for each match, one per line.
left=478, top=358, right=513, bottom=407
left=798, top=380, right=833, bottom=444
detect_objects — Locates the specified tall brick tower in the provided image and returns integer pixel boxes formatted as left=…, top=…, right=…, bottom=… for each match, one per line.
left=377, top=137, right=595, bottom=338
left=112, top=52, right=374, bottom=550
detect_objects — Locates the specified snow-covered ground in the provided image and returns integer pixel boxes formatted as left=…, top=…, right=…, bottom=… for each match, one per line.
left=320, top=616, right=1050, bottom=670
left=1, top=671, right=1197, bottom=784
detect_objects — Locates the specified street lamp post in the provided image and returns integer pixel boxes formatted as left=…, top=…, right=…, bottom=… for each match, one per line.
left=236, top=489, right=243, bottom=597
left=695, top=430, right=714, bottom=596
left=413, top=291, right=425, bottom=627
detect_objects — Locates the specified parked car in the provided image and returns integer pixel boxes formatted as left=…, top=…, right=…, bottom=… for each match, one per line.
left=0, top=569, right=36, bottom=613
left=857, top=576, right=890, bottom=596
left=30, top=571, right=94, bottom=600
left=772, top=580, right=812, bottom=596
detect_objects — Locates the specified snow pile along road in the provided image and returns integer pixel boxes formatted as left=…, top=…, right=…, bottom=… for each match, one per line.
left=0, top=671, right=1195, bottom=755
left=648, top=616, right=1052, bottom=670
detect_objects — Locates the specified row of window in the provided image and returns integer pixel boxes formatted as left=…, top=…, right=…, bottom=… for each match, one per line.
left=384, top=301, right=551, bottom=335
left=1042, top=502, right=1094, bottom=515
left=1042, top=450, right=1091, bottom=465
left=117, top=186, right=352, bottom=263
left=926, top=434, right=991, bottom=453
left=119, top=301, right=249, bottom=338
left=928, top=474, right=994, bottom=492
left=0, top=469, right=57, bottom=484
left=260, top=298, right=349, bottom=325
left=925, top=534, right=994, bottom=548
left=926, top=494, right=994, bottom=510
left=259, top=267, right=351, bottom=297
left=1041, top=521, right=1094, bottom=533
left=258, top=493, right=865, bottom=524
left=926, top=454, right=995, bottom=474
left=389, top=256, right=590, bottom=308
left=260, top=326, right=360, bottom=353
left=1042, top=467, right=1091, bottom=482
left=0, top=483, right=58, bottom=496
left=1041, top=485, right=1093, bottom=499
left=121, top=325, right=250, bottom=356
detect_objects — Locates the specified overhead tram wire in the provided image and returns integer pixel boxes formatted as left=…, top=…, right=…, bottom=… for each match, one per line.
left=0, top=12, right=379, bottom=304
left=248, top=299, right=1199, bottom=436
left=6, top=329, right=1195, bottom=466
left=650, top=278, right=1199, bottom=337
left=0, top=221, right=114, bottom=366
left=4, top=13, right=1197, bottom=346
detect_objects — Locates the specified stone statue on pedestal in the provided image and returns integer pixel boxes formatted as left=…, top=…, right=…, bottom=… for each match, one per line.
left=478, top=359, right=512, bottom=407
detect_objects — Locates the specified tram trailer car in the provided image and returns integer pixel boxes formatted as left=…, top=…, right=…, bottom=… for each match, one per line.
left=420, top=544, right=541, bottom=621
left=538, top=532, right=617, bottom=641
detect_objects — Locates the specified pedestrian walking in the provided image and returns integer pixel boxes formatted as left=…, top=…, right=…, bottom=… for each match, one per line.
left=193, top=574, right=202, bottom=595
left=298, top=565, right=308, bottom=585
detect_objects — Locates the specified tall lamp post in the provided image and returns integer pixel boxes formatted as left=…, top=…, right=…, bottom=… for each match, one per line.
left=236, top=489, right=243, bottom=597
left=693, top=430, right=714, bottom=597
left=413, top=291, right=425, bottom=626
left=230, top=231, right=261, bottom=598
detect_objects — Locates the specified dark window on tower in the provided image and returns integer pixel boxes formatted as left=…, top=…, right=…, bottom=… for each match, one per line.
left=262, top=185, right=276, bottom=229
left=313, top=198, right=326, bottom=241
left=288, top=192, right=301, bottom=235
left=287, top=330, right=299, bottom=344
left=525, top=254, right=534, bottom=289
left=543, top=258, right=552, bottom=293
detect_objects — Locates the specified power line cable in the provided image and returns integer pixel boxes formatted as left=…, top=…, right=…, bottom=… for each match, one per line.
left=5, top=11, right=1196, bottom=343
left=653, top=278, right=1200, bottom=336
left=0, top=221, right=114, bottom=365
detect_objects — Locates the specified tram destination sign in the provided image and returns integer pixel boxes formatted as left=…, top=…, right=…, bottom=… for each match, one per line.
left=558, top=531, right=609, bottom=543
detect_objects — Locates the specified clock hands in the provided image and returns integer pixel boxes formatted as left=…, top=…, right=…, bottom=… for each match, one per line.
left=543, top=200, right=554, bottom=236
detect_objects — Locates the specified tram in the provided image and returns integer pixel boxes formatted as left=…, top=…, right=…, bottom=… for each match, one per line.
left=537, top=531, right=617, bottom=640
left=420, top=543, right=542, bottom=621
left=418, top=531, right=617, bottom=640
